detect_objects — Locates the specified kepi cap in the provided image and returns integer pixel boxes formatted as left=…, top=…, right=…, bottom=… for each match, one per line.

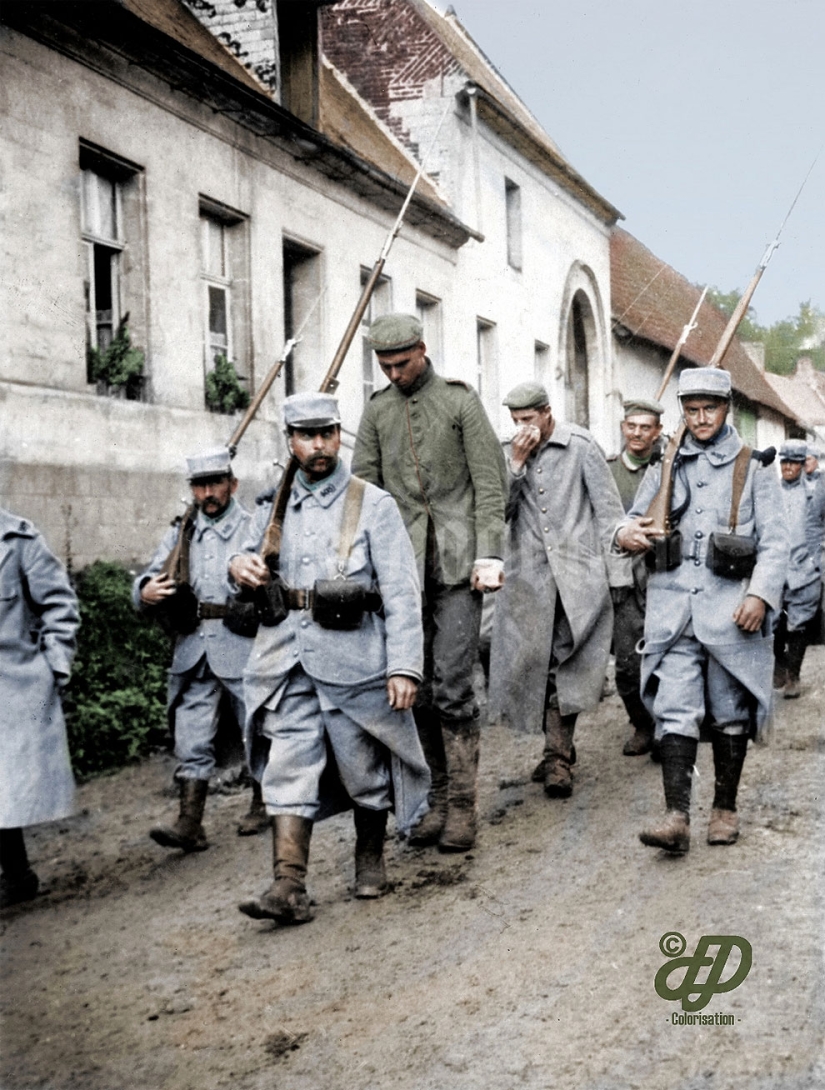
left=366, top=313, right=423, bottom=353
left=678, top=368, right=732, bottom=400
left=283, top=391, right=341, bottom=429
left=503, top=382, right=550, bottom=410
left=806, top=444, right=820, bottom=460
left=186, top=447, right=232, bottom=481
left=779, top=439, right=808, bottom=463
left=623, top=397, right=664, bottom=419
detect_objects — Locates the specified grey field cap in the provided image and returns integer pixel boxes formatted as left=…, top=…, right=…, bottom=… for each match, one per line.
left=282, top=391, right=341, bottom=428
left=779, top=439, right=808, bottom=463
left=678, top=367, right=732, bottom=400
left=366, top=313, right=423, bottom=353
left=623, top=397, right=664, bottom=418
left=186, top=447, right=232, bottom=481
left=502, top=381, right=550, bottom=410
left=806, top=445, right=821, bottom=460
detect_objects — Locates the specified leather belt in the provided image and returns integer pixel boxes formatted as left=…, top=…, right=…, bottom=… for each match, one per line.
left=286, top=588, right=315, bottom=611
left=284, top=588, right=383, bottom=612
left=197, top=601, right=229, bottom=619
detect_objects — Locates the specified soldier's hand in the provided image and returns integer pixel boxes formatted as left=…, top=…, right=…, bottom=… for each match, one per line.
left=616, top=517, right=656, bottom=553
left=471, top=558, right=505, bottom=593
left=387, top=675, right=418, bottom=711
left=229, top=554, right=270, bottom=589
left=140, top=573, right=176, bottom=604
left=510, top=423, right=542, bottom=471
left=733, top=595, right=766, bottom=633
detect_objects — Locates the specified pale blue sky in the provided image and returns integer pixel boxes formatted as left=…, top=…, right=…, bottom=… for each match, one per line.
left=450, top=0, right=824, bottom=327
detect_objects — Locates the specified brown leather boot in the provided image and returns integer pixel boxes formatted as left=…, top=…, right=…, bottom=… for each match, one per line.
left=238, top=815, right=313, bottom=924
left=353, top=807, right=389, bottom=898
left=237, top=778, right=271, bottom=836
left=639, top=810, right=690, bottom=853
left=707, top=808, right=740, bottom=845
left=408, top=711, right=448, bottom=846
left=543, top=709, right=577, bottom=798
left=150, top=779, right=209, bottom=852
left=438, top=718, right=480, bottom=853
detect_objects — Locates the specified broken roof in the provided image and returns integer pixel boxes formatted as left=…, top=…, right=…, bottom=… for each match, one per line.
left=611, top=227, right=800, bottom=422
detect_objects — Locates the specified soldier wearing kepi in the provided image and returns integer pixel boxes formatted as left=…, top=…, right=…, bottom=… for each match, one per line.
left=488, top=382, right=627, bottom=798
left=352, top=314, right=507, bottom=853
left=134, top=448, right=265, bottom=852
left=1, top=510, right=79, bottom=908
left=607, top=398, right=664, bottom=757
left=616, top=369, right=788, bottom=853
left=773, top=439, right=825, bottom=699
left=230, top=392, right=429, bottom=924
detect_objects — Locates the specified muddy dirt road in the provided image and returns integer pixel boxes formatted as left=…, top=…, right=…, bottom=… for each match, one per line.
left=2, top=651, right=824, bottom=1090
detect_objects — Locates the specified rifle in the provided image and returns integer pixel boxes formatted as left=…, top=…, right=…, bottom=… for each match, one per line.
left=643, top=244, right=777, bottom=549
left=257, top=100, right=454, bottom=586
left=644, top=151, right=820, bottom=552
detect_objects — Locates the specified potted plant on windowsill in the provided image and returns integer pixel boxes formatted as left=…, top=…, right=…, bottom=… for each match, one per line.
left=204, top=354, right=251, bottom=415
left=88, top=314, right=145, bottom=400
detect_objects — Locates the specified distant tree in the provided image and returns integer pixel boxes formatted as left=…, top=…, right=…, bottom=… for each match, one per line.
left=705, top=290, right=825, bottom=375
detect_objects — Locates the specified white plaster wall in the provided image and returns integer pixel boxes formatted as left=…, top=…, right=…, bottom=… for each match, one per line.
left=0, top=26, right=459, bottom=564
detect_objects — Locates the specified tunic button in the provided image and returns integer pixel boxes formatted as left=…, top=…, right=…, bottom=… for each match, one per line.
left=546, top=545, right=553, bottom=552
left=538, top=488, right=545, bottom=494
left=537, top=468, right=542, bottom=474
left=302, top=557, right=310, bottom=564
left=301, top=620, right=308, bottom=628
left=543, top=527, right=549, bottom=533
left=293, top=649, right=299, bottom=656
left=694, top=531, right=703, bottom=539
left=541, top=507, right=547, bottom=513
left=697, top=481, right=706, bottom=488
left=694, top=560, right=701, bottom=566
left=695, top=508, right=703, bottom=514
left=691, top=587, right=699, bottom=594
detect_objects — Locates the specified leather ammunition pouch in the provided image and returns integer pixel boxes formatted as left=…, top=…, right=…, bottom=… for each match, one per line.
left=645, top=530, right=683, bottom=573
left=255, top=573, right=289, bottom=628
left=153, top=582, right=200, bottom=637
left=706, top=446, right=756, bottom=581
left=222, top=596, right=260, bottom=638
left=706, top=532, right=757, bottom=580
left=312, top=579, right=381, bottom=630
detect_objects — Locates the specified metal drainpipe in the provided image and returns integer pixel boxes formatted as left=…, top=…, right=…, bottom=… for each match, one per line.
left=467, top=84, right=483, bottom=237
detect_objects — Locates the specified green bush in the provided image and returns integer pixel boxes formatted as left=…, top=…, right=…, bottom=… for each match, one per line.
left=64, top=561, right=171, bottom=777
left=205, top=353, right=251, bottom=414
left=87, top=315, right=145, bottom=391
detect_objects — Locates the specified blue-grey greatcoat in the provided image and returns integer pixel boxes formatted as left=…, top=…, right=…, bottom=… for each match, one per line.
left=133, top=498, right=255, bottom=703
left=623, top=426, right=788, bottom=737
left=239, top=460, right=429, bottom=833
left=779, top=475, right=825, bottom=630
left=0, top=509, right=79, bottom=828
left=488, top=422, right=628, bottom=731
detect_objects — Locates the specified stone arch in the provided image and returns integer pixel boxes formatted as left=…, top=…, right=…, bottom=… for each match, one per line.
left=557, top=264, right=609, bottom=435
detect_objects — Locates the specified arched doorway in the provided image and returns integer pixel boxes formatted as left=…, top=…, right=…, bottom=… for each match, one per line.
left=566, top=290, right=595, bottom=428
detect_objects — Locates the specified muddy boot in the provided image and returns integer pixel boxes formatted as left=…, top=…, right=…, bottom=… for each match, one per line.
left=438, top=718, right=480, bottom=853
left=543, top=709, right=578, bottom=798
left=531, top=742, right=577, bottom=783
left=237, top=778, right=271, bottom=837
left=0, top=828, right=39, bottom=909
left=239, top=815, right=313, bottom=924
left=772, top=664, right=788, bottom=691
left=150, top=779, right=209, bottom=852
left=639, top=734, right=696, bottom=854
left=621, top=692, right=655, bottom=756
left=353, top=807, right=389, bottom=898
left=408, top=711, right=448, bottom=846
left=708, top=731, right=748, bottom=845
left=783, top=629, right=807, bottom=699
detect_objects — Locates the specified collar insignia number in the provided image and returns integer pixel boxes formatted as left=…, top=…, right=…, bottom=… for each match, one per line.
left=655, top=932, right=752, bottom=1012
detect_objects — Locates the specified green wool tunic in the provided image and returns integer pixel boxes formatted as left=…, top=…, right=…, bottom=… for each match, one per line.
left=352, top=363, right=507, bottom=586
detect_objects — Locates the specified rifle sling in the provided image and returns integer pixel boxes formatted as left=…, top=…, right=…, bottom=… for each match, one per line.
left=260, top=467, right=366, bottom=578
